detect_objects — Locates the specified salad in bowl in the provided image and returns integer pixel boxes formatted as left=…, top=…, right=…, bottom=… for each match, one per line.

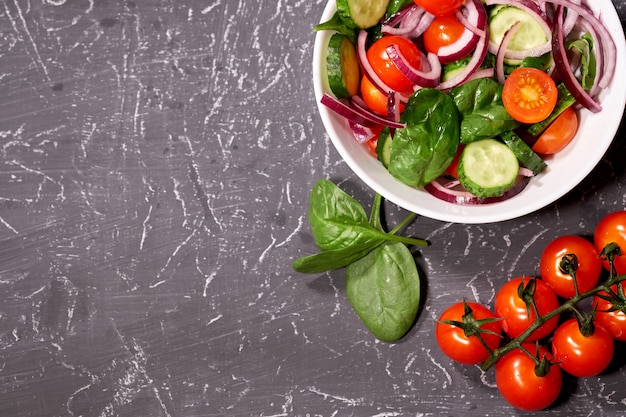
left=313, top=0, right=626, bottom=223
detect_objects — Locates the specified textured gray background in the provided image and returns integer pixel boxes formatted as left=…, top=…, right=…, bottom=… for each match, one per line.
left=0, top=0, right=625, bottom=416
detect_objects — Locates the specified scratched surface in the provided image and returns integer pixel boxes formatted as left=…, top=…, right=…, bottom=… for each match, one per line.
left=0, top=0, right=625, bottom=416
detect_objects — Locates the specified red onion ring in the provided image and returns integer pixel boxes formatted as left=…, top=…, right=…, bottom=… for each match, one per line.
left=386, top=45, right=441, bottom=88
left=496, top=21, right=523, bottom=84
left=424, top=175, right=531, bottom=205
left=320, top=93, right=406, bottom=129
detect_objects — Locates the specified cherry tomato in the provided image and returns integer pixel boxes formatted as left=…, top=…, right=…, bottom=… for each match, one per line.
left=594, top=211, right=626, bottom=275
left=494, top=276, right=560, bottom=341
left=495, top=344, right=562, bottom=411
left=502, top=67, right=558, bottom=124
left=532, top=107, right=578, bottom=155
left=444, top=145, right=464, bottom=178
left=435, top=301, right=502, bottom=364
left=413, top=0, right=465, bottom=16
left=551, top=318, right=614, bottom=377
left=360, top=75, right=406, bottom=117
left=539, top=235, right=602, bottom=299
left=366, top=35, right=422, bottom=94
left=593, top=282, right=626, bottom=341
left=423, top=15, right=466, bottom=55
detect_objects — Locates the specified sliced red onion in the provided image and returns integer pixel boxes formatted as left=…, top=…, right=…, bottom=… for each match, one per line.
left=485, top=0, right=553, bottom=60
left=551, top=6, right=602, bottom=112
left=382, top=5, right=426, bottom=36
left=320, top=93, right=406, bottom=129
left=546, top=0, right=617, bottom=90
left=437, top=28, right=489, bottom=90
left=386, top=45, right=441, bottom=88
left=387, top=91, right=402, bottom=122
left=349, top=121, right=379, bottom=144
left=466, top=67, right=495, bottom=82
left=424, top=175, right=531, bottom=205
left=436, top=0, right=487, bottom=63
left=411, top=12, right=435, bottom=39
left=561, top=0, right=581, bottom=36
left=496, top=21, right=523, bottom=84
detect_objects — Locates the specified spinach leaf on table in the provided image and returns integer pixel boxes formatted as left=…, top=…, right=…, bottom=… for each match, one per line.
left=345, top=241, right=421, bottom=342
left=450, top=77, right=520, bottom=144
left=388, top=88, right=459, bottom=188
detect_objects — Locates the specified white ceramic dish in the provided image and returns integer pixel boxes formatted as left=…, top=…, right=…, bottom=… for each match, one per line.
left=313, top=0, right=626, bottom=224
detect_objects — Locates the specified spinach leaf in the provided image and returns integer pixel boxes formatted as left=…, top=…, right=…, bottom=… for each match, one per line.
left=308, top=178, right=382, bottom=251
left=388, top=88, right=459, bottom=188
left=386, top=0, right=413, bottom=18
left=345, top=241, right=421, bottom=342
left=314, top=11, right=356, bottom=44
left=567, top=33, right=596, bottom=91
left=450, top=77, right=520, bottom=144
left=293, top=240, right=384, bottom=274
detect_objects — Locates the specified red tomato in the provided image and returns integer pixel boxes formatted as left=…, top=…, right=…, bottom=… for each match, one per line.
left=593, top=282, right=626, bottom=341
left=366, top=35, right=422, bottom=94
left=435, top=301, right=502, bottom=364
left=551, top=318, right=614, bottom=377
left=495, top=344, right=562, bottom=411
left=539, top=235, right=602, bottom=299
left=360, top=75, right=406, bottom=117
left=444, top=145, right=464, bottom=178
left=494, top=276, right=560, bottom=341
left=594, top=211, right=626, bottom=275
left=502, top=67, right=558, bottom=124
left=423, top=15, right=466, bottom=55
left=413, top=0, right=465, bottom=16
left=532, top=107, right=579, bottom=155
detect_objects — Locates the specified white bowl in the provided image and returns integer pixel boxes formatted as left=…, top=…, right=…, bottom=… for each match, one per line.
left=313, top=0, right=626, bottom=224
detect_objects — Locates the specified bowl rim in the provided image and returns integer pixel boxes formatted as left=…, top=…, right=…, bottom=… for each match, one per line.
left=313, top=0, right=626, bottom=224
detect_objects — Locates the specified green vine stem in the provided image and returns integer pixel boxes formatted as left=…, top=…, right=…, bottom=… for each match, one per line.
left=480, top=271, right=626, bottom=372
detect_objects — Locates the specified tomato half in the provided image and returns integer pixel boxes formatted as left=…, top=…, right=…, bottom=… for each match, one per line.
left=495, top=344, right=562, bottom=411
left=593, top=282, right=626, bottom=341
left=551, top=318, right=614, bottom=377
left=366, top=35, right=422, bottom=94
left=539, top=235, right=602, bottom=299
left=423, top=15, right=466, bottom=55
left=532, top=107, right=579, bottom=155
left=502, top=67, right=558, bottom=124
left=444, top=144, right=464, bottom=178
left=435, top=301, right=502, bottom=364
left=494, top=276, right=560, bottom=341
left=413, top=0, right=465, bottom=16
left=594, top=211, right=626, bottom=275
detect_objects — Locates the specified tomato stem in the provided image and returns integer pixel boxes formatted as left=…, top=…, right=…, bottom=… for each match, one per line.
left=481, top=271, right=626, bottom=371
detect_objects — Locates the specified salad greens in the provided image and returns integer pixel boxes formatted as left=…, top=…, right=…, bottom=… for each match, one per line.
left=293, top=179, right=428, bottom=341
left=388, top=88, right=459, bottom=187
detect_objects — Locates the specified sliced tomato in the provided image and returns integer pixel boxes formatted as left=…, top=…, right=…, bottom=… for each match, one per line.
left=413, top=0, right=465, bottom=16
left=502, top=67, right=558, bottom=124
left=423, top=15, right=466, bottom=55
left=444, top=144, right=464, bottom=178
left=366, top=35, right=422, bottom=94
left=532, top=107, right=579, bottom=155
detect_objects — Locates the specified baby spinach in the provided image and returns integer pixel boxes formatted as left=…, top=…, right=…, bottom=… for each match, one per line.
left=345, top=241, right=421, bottom=342
left=450, top=77, right=520, bottom=144
left=388, top=88, right=459, bottom=188
left=293, top=179, right=428, bottom=341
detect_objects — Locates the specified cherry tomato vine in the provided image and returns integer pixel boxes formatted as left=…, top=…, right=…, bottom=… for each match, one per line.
left=436, top=211, right=626, bottom=411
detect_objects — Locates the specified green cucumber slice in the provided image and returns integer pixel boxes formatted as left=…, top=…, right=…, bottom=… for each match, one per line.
left=326, top=33, right=361, bottom=99
left=489, top=6, right=549, bottom=52
left=458, top=139, right=520, bottom=198
left=500, top=131, right=546, bottom=175
left=336, top=0, right=391, bottom=29
left=375, top=127, right=392, bottom=168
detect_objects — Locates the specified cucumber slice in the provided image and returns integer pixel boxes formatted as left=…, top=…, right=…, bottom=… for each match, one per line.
left=326, top=33, right=361, bottom=99
left=458, top=139, right=520, bottom=198
left=336, top=0, right=391, bottom=29
left=375, top=127, right=392, bottom=168
left=500, top=131, right=546, bottom=175
left=489, top=6, right=548, bottom=52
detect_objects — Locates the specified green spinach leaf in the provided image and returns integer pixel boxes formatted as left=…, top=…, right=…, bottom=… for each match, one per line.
left=388, top=88, right=459, bottom=187
left=450, top=77, right=520, bottom=144
left=345, top=241, right=421, bottom=342
left=567, top=33, right=596, bottom=91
